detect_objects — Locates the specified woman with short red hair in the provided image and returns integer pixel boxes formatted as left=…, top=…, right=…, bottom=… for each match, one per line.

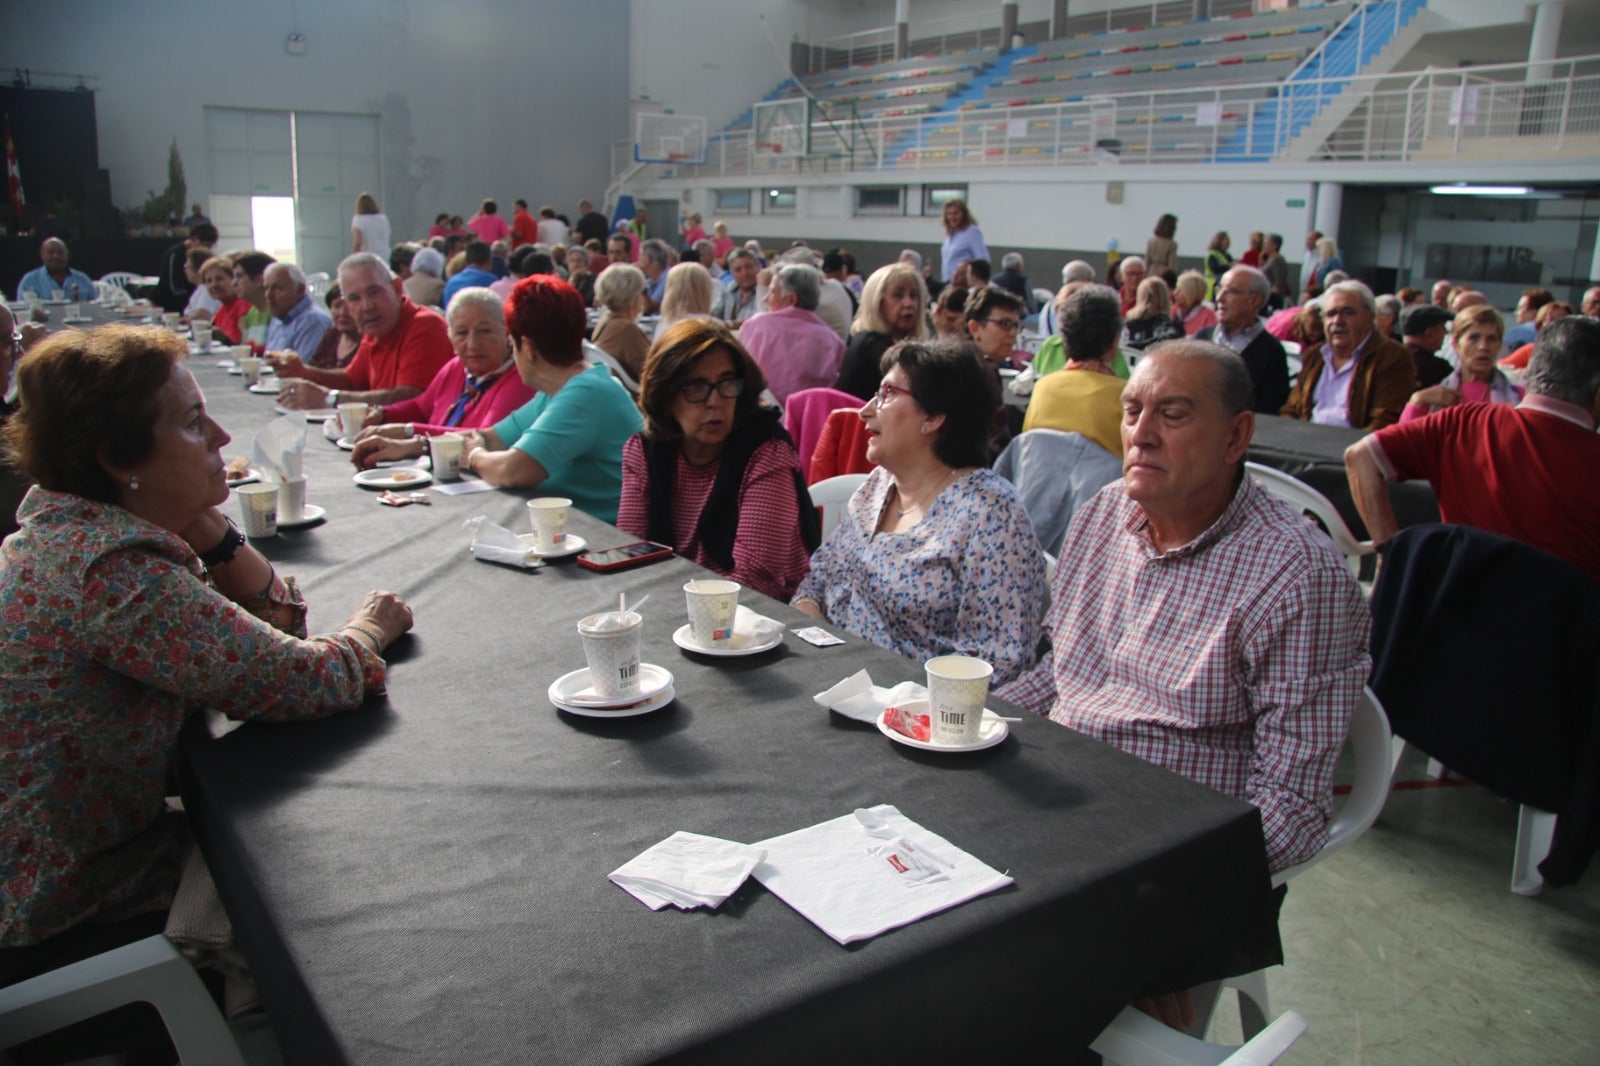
left=458, top=276, right=642, bottom=520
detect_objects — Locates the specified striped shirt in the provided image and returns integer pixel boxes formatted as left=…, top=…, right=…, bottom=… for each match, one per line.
left=996, top=475, right=1371, bottom=872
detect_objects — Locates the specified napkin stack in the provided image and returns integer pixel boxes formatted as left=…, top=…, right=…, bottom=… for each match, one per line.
left=609, top=832, right=767, bottom=911
left=464, top=515, right=542, bottom=569
left=813, top=670, right=929, bottom=723
left=731, top=605, right=786, bottom=642
left=252, top=415, right=306, bottom=485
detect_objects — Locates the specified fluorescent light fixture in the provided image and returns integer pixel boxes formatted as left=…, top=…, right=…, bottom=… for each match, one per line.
left=1429, top=183, right=1532, bottom=197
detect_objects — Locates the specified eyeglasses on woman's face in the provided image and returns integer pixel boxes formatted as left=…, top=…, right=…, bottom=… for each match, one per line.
left=870, top=382, right=914, bottom=408
left=983, top=317, right=1020, bottom=333
left=679, top=376, right=744, bottom=404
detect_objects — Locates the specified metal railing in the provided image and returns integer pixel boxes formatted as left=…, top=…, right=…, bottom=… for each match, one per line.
left=639, top=57, right=1600, bottom=181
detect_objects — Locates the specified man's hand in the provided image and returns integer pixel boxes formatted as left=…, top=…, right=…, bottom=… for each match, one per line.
left=1408, top=385, right=1459, bottom=408
left=354, top=423, right=409, bottom=444
left=268, top=349, right=307, bottom=379
left=277, top=379, right=330, bottom=410
left=351, top=436, right=424, bottom=470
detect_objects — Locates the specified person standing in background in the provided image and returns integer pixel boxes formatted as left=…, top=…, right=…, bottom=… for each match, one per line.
left=1145, top=214, right=1178, bottom=279
left=938, top=199, right=988, bottom=286
left=351, top=193, right=391, bottom=255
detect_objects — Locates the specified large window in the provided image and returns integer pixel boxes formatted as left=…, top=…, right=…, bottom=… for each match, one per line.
left=923, top=184, right=968, bottom=216
left=763, top=186, right=797, bottom=215
left=713, top=188, right=751, bottom=215
left=855, top=186, right=904, bottom=217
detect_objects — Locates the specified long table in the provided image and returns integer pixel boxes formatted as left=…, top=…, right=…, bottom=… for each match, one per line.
left=169, top=350, right=1284, bottom=1062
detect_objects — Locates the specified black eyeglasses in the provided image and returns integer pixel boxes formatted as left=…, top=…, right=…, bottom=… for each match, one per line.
left=983, top=318, right=1021, bottom=332
left=680, top=377, right=744, bottom=403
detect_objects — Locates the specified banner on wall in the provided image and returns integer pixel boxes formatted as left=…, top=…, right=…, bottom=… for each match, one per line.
left=4, top=113, right=23, bottom=224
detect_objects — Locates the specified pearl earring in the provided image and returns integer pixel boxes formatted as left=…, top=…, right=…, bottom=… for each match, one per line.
left=128, top=475, right=140, bottom=490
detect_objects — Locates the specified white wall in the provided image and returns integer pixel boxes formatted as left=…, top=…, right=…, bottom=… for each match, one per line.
left=4, top=0, right=628, bottom=245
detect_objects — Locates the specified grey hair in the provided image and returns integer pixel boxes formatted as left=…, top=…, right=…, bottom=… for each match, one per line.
left=1141, top=338, right=1256, bottom=417
left=595, top=262, right=647, bottom=313
left=1320, top=279, right=1376, bottom=316
left=1001, top=252, right=1024, bottom=271
left=898, top=248, right=924, bottom=270
left=774, top=263, right=822, bottom=311
left=446, top=286, right=505, bottom=324
left=1060, top=285, right=1124, bottom=361
left=728, top=248, right=758, bottom=267
left=1223, top=265, right=1271, bottom=306
left=267, top=261, right=306, bottom=287
left=338, top=251, right=395, bottom=283
left=1374, top=294, right=1401, bottom=321
left=1526, top=317, right=1600, bottom=406
left=1321, top=270, right=1350, bottom=288
left=1119, top=255, right=1146, bottom=273
left=639, top=238, right=671, bottom=268
left=1061, top=260, right=1096, bottom=284
left=410, top=247, right=445, bottom=278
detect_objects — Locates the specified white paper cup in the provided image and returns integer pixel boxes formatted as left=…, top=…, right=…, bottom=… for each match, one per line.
left=526, top=496, right=572, bottom=551
left=925, top=655, right=994, bottom=746
left=196, top=331, right=213, bottom=352
left=278, top=476, right=307, bottom=523
left=67, top=303, right=80, bottom=319
left=577, top=610, right=643, bottom=699
left=236, top=483, right=279, bottom=538
left=51, top=288, right=64, bottom=301
left=230, top=344, right=252, bottom=362
left=239, top=356, right=262, bottom=385
left=429, top=432, right=465, bottom=481
left=683, top=578, right=740, bottom=647
left=337, top=402, right=369, bottom=439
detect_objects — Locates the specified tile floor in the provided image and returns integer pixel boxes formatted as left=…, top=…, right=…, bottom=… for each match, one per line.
left=1207, top=747, right=1600, bottom=1063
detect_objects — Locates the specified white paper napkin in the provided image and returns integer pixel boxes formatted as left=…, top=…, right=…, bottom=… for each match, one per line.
left=464, top=516, right=543, bottom=569
left=252, top=415, right=306, bottom=483
left=752, top=804, right=1012, bottom=945
left=733, top=605, right=785, bottom=640
left=813, top=670, right=929, bottom=724
left=610, top=831, right=767, bottom=911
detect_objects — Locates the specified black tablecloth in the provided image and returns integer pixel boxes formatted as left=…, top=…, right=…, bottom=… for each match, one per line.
left=175, top=359, right=1284, bottom=1064
left=1247, top=415, right=1439, bottom=539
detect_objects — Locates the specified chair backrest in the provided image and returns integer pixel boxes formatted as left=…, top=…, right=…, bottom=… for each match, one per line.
left=808, top=473, right=867, bottom=541
left=1244, top=461, right=1372, bottom=576
left=1272, top=685, right=1392, bottom=886
left=94, top=279, right=132, bottom=306
left=1091, top=1003, right=1308, bottom=1065
left=305, top=271, right=332, bottom=304
left=583, top=340, right=640, bottom=395
left=97, top=271, right=139, bottom=290
left=994, top=429, right=1122, bottom=556
left=785, top=387, right=864, bottom=481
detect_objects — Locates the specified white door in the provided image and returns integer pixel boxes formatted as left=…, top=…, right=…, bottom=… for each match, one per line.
left=205, top=108, right=294, bottom=259
left=294, top=112, right=382, bottom=278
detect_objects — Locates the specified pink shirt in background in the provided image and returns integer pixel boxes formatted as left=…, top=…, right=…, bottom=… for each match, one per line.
left=468, top=214, right=510, bottom=244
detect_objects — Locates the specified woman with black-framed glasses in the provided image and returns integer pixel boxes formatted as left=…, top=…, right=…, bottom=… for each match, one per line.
left=618, top=318, right=820, bottom=601
left=792, top=339, right=1044, bottom=684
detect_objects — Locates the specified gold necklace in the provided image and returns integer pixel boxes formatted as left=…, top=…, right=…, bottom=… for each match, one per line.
left=895, top=468, right=955, bottom=518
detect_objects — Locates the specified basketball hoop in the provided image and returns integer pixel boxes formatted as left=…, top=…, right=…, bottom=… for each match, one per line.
left=754, top=142, right=784, bottom=155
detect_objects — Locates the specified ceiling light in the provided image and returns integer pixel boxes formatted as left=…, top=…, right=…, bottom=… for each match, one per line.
left=1429, top=184, right=1532, bottom=197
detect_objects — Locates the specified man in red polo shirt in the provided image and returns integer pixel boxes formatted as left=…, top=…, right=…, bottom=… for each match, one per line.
left=273, top=253, right=453, bottom=410
left=510, top=199, right=540, bottom=249
left=1345, top=316, right=1600, bottom=581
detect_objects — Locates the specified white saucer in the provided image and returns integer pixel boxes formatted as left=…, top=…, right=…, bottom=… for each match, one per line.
left=335, top=436, right=358, bottom=451
left=876, top=702, right=1009, bottom=754
left=515, top=532, right=587, bottom=559
left=553, top=684, right=676, bottom=719
left=215, top=358, right=237, bottom=369
left=276, top=505, right=327, bottom=529
left=247, top=381, right=281, bottom=395
left=62, top=316, right=93, bottom=324
left=303, top=408, right=337, bottom=422
left=226, top=468, right=263, bottom=488
left=549, top=663, right=675, bottom=709
left=671, top=623, right=784, bottom=657
left=352, top=467, right=432, bottom=489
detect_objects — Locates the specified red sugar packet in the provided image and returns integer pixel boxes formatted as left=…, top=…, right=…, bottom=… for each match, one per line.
left=883, top=704, right=930, bottom=742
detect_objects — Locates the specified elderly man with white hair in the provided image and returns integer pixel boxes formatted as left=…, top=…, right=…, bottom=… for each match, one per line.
left=991, top=251, right=1037, bottom=314
left=263, top=262, right=333, bottom=358
left=1279, top=280, right=1417, bottom=430
left=1038, top=260, right=1099, bottom=338
left=737, top=263, right=846, bottom=404
left=1195, top=265, right=1289, bottom=413
left=1116, top=255, right=1147, bottom=314
left=404, top=247, right=446, bottom=308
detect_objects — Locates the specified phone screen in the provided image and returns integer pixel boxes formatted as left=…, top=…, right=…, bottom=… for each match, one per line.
left=582, top=542, right=670, bottom=567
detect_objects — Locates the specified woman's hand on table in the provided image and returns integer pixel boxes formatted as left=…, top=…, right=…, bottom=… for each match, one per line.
left=1409, top=385, right=1458, bottom=408
left=792, top=597, right=825, bottom=621
left=343, top=589, right=414, bottom=653
left=352, top=436, right=424, bottom=469
left=354, top=423, right=410, bottom=444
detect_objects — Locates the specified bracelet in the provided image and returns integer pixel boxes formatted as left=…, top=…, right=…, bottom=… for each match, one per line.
left=403, top=422, right=414, bottom=439
left=197, top=519, right=246, bottom=570
left=464, top=447, right=480, bottom=475
left=343, top=622, right=384, bottom=653
left=328, top=389, right=341, bottom=408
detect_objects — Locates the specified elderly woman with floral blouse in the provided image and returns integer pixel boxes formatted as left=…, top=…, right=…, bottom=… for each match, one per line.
left=0, top=325, right=411, bottom=984
left=618, top=318, right=819, bottom=602
left=793, top=338, right=1045, bottom=684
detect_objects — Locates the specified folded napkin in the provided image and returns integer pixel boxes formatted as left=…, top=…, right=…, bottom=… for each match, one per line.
left=464, top=515, right=543, bottom=569
left=752, top=804, right=1012, bottom=945
left=813, top=669, right=929, bottom=724
left=253, top=414, right=306, bottom=483
left=733, top=605, right=786, bottom=640
left=610, top=831, right=767, bottom=911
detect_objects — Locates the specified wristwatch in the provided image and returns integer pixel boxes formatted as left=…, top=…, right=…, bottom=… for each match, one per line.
left=327, top=389, right=341, bottom=408
left=198, top=519, right=247, bottom=569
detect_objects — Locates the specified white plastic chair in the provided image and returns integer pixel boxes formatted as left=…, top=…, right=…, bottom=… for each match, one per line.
left=94, top=279, right=133, bottom=306
left=1093, top=1005, right=1308, bottom=1065
left=0, top=934, right=246, bottom=1065
left=97, top=271, right=140, bottom=291
left=1196, top=687, right=1393, bottom=1038
left=1244, top=462, right=1374, bottom=579
left=583, top=340, right=641, bottom=395
left=304, top=271, right=332, bottom=303
left=808, top=473, right=867, bottom=542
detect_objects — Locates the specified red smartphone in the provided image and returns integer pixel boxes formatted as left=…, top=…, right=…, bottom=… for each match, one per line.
left=576, top=541, right=675, bottom=573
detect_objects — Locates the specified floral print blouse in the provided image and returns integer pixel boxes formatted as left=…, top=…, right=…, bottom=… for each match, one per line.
left=792, top=467, right=1046, bottom=685
left=1, top=489, right=385, bottom=947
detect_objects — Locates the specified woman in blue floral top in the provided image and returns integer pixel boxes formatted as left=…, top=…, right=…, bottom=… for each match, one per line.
left=793, top=339, right=1046, bottom=684
left=0, top=325, right=413, bottom=984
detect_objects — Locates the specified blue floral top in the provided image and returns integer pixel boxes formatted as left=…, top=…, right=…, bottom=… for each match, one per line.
left=1, top=489, right=385, bottom=946
left=793, top=467, right=1045, bottom=685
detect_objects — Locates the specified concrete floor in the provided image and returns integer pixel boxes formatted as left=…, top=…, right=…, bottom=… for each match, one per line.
left=1207, top=747, right=1600, bottom=1063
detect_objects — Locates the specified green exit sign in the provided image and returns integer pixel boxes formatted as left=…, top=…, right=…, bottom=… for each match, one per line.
left=1286, top=198, right=1306, bottom=208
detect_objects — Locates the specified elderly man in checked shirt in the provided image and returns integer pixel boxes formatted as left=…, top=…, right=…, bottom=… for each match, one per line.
left=998, top=339, right=1370, bottom=876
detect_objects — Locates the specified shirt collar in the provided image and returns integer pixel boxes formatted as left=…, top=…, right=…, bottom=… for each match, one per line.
left=1320, top=330, right=1372, bottom=369
left=276, top=293, right=315, bottom=324
left=1520, top=392, right=1598, bottom=431
left=1216, top=318, right=1263, bottom=346
left=1124, top=469, right=1253, bottom=559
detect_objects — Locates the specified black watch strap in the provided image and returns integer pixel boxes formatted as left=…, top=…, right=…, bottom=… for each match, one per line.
left=198, top=520, right=247, bottom=569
